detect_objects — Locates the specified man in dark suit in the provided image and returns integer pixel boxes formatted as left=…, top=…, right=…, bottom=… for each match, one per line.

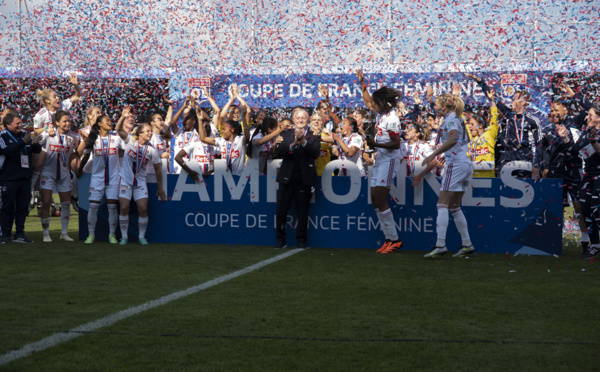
left=274, top=108, right=321, bottom=249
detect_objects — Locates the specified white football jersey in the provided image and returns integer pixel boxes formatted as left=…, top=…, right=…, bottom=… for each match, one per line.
left=172, top=128, right=200, bottom=174
left=374, top=109, right=402, bottom=160
left=84, top=131, right=126, bottom=187
left=214, top=136, right=246, bottom=176
left=41, top=130, right=79, bottom=179
left=147, top=131, right=170, bottom=174
left=437, top=112, right=471, bottom=165
left=337, top=133, right=364, bottom=175
left=33, top=99, right=73, bottom=129
left=183, top=141, right=215, bottom=174
left=119, top=140, right=161, bottom=186
left=248, top=132, right=275, bottom=176
left=400, top=140, right=434, bottom=176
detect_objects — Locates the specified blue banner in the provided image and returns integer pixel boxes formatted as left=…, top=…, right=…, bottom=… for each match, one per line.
left=79, top=160, right=563, bottom=255
left=173, top=71, right=552, bottom=116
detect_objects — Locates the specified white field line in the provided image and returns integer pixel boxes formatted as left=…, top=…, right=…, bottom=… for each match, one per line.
left=0, top=248, right=303, bottom=366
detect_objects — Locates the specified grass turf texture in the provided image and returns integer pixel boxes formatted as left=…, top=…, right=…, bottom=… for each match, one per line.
left=1, top=209, right=599, bottom=371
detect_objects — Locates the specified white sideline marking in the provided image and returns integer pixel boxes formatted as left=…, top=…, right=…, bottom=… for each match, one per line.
left=0, top=248, right=303, bottom=366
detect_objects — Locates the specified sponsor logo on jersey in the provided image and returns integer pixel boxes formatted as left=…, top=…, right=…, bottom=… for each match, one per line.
left=127, top=149, right=149, bottom=165
left=194, top=155, right=210, bottom=163
left=95, top=148, right=117, bottom=156
left=221, top=149, right=240, bottom=158
left=49, top=145, right=70, bottom=152
left=474, top=147, right=490, bottom=156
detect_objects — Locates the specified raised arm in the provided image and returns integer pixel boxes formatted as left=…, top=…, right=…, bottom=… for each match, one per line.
left=116, top=106, right=132, bottom=141
left=466, top=73, right=511, bottom=116
left=233, top=84, right=252, bottom=143
left=219, top=87, right=237, bottom=121
left=163, top=95, right=174, bottom=134
left=197, top=105, right=216, bottom=146
left=318, top=84, right=341, bottom=128
left=202, top=87, right=221, bottom=127
left=170, top=97, right=192, bottom=134
left=355, top=69, right=377, bottom=112
left=68, top=73, right=82, bottom=104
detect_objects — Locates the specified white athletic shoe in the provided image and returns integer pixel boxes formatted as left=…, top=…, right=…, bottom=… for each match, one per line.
left=453, top=245, right=475, bottom=257
left=60, top=234, right=74, bottom=242
left=423, top=246, right=448, bottom=258
left=43, top=232, right=52, bottom=242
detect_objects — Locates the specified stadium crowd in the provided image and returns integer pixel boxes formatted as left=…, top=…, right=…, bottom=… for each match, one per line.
left=1, top=72, right=600, bottom=259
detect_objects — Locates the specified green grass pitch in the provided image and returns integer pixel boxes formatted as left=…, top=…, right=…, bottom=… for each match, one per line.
left=1, top=207, right=599, bottom=371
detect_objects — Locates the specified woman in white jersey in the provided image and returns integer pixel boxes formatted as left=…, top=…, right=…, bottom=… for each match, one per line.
left=32, top=74, right=81, bottom=136
left=198, top=118, right=250, bottom=176
left=421, top=94, right=475, bottom=258
left=116, top=112, right=167, bottom=245
left=169, top=97, right=203, bottom=174
left=356, top=68, right=404, bottom=254
left=174, top=118, right=217, bottom=183
left=76, top=115, right=126, bottom=244
left=38, top=110, right=80, bottom=242
left=246, top=117, right=290, bottom=176
left=401, top=122, right=439, bottom=185
left=332, top=117, right=365, bottom=176
left=147, top=108, right=173, bottom=175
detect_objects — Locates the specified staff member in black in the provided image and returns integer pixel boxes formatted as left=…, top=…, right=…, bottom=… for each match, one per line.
left=274, top=109, right=321, bottom=249
left=0, top=113, right=42, bottom=243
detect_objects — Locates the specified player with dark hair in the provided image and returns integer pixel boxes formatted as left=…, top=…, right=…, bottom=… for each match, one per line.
left=356, top=68, right=404, bottom=254
left=76, top=114, right=127, bottom=244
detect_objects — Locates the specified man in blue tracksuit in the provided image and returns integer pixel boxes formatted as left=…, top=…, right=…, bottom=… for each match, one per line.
left=0, top=113, right=42, bottom=243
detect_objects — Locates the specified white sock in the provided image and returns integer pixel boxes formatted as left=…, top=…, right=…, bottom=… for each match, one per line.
left=375, top=208, right=389, bottom=240
left=380, top=208, right=399, bottom=241
left=107, top=204, right=118, bottom=235
left=450, top=207, right=472, bottom=247
left=87, top=203, right=99, bottom=236
left=138, top=217, right=149, bottom=239
left=119, top=215, right=129, bottom=240
left=436, top=204, right=449, bottom=247
left=60, top=202, right=71, bottom=235
left=41, top=217, right=50, bottom=234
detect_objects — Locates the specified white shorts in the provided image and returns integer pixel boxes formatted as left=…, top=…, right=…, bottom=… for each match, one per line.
left=370, top=158, right=399, bottom=188
left=89, top=183, right=119, bottom=202
left=40, top=174, right=71, bottom=193
left=441, top=162, right=473, bottom=192
left=118, top=181, right=149, bottom=201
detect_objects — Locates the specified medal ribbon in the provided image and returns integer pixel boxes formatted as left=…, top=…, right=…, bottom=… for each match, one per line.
left=101, top=134, right=111, bottom=186
left=133, top=141, right=148, bottom=186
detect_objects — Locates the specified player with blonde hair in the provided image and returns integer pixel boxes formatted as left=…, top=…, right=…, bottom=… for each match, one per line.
left=422, top=93, right=475, bottom=258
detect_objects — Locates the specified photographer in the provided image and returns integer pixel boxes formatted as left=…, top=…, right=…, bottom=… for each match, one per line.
left=0, top=113, right=42, bottom=243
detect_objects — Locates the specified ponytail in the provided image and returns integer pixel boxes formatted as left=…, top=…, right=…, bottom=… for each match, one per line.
left=84, top=115, right=108, bottom=150
left=436, top=94, right=464, bottom=118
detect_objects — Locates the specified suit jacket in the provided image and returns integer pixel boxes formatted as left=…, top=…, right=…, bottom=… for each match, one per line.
left=274, top=127, right=321, bottom=186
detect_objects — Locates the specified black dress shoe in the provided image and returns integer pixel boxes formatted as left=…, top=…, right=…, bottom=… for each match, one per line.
left=297, top=241, right=308, bottom=249
left=274, top=241, right=287, bottom=249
